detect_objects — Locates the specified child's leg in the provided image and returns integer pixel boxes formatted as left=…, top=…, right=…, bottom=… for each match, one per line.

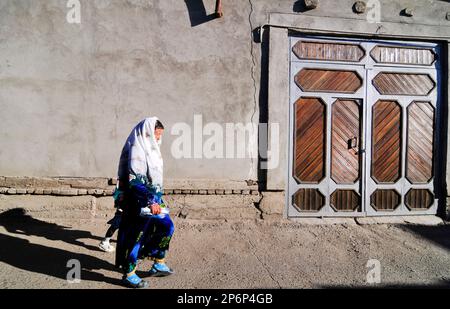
left=105, top=225, right=117, bottom=239
left=99, top=212, right=122, bottom=252
left=99, top=234, right=115, bottom=252
left=99, top=225, right=118, bottom=252
left=106, top=211, right=122, bottom=238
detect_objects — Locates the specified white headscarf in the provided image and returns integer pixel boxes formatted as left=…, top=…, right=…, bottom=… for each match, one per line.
left=118, top=117, right=164, bottom=192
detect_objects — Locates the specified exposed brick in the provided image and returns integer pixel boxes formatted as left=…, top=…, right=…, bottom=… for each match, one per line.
left=215, top=189, right=225, bottom=195
left=224, top=190, right=233, bottom=195
left=242, top=190, right=250, bottom=195
left=232, top=190, right=242, bottom=194
left=207, top=190, right=215, bottom=195
left=87, top=189, right=96, bottom=195
left=198, top=190, right=207, bottom=195
left=0, top=187, right=8, bottom=194
left=34, top=189, right=44, bottom=195
left=43, top=189, right=52, bottom=195
left=181, top=189, right=191, bottom=194
left=26, top=188, right=35, bottom=194
left=59, top=177, right=109, bottom=189
left=77, top=189, right=88, bottom=195
left=16, top=189, right=27, bottom=194
left=1, top=176, right=57, bottom=188
left=173, top=189, right=182, bottom=194
left=251, top=190, right=259, bottom=195
left=104, top=189, right=114, bottom=195
left=7, top=188, right=17, bottom=194
left=56, top=189, right=79, bottom=196
left=51, top=189, right=61, bottom=195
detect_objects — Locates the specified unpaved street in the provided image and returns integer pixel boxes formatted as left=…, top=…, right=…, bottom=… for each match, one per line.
left=0, top=213, right=449, bottom=289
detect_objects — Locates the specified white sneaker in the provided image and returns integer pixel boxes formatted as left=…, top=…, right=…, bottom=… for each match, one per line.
left=99, top=240, right=115, bottom=252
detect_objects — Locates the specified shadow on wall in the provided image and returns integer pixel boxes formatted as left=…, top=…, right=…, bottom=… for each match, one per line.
left=0, top=209, right=120, bottom=286
left=185, top=0, right=218, bottom=27
left=293, top=0, right=314, bottom=13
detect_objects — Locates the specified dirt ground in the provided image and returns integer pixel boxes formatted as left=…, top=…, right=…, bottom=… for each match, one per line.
left=0, top=210, right=449, bottom=289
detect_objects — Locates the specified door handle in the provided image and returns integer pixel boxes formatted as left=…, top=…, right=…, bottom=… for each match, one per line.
left=348, top=137, right=359, bottom=154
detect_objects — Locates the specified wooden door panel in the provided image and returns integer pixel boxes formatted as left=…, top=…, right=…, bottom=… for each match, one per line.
left=370, top=46, right=436, bottom=66
left=293, top=97, right=326, bottom=183
left=372, top=72, right=435, bottom=96
left=293, top=41, right=365, bottom=62
left=293, top=188, right=325, bottom=212
left=372, top=100, right=402, bottom=183
left=331, top=100, right=361, bottom=184
left=330, top=189, right=360, bottom=211
left=406, top=102, right=434, bottom=183
left=405, top=189, right=434, bottom=210
left=295, top=69, right=363, bottom=93
left=370, top=189, right=401, bottom=211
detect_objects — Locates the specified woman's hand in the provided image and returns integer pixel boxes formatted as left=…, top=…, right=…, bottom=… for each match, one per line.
left=150, top=203, right=161, bottom=215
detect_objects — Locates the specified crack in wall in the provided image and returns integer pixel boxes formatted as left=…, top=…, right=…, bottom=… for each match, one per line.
left=252, top=194, right=264, bottom=219
left=247, top=0, right=258, bottom=181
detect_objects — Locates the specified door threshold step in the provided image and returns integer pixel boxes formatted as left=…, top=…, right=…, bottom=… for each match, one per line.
left=355, top=215, right=443, bottom=226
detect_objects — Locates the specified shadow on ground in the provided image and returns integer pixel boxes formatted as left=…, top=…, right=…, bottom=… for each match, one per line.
left=0, top=208, right=121, bottom=286
left=321, top=279, right=450, bottom=289
left=398, top=224, right=450, bottom=251
left=0, top=208, right=107, bottom=251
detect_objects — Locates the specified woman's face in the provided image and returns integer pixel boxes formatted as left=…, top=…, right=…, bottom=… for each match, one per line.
left=154, top=128, right=164, bottom=141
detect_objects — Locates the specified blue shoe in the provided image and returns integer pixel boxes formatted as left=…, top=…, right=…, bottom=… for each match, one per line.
left=122, top=273, right=149, bottom=288
left=149, top=262, right=174, bottom=277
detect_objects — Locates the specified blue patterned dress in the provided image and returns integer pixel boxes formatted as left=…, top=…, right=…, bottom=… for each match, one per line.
left=115, top=174, right=174, bottom=273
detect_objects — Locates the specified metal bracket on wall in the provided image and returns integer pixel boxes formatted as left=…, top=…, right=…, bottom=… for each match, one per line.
left=215, top=0, right=223, bottom=18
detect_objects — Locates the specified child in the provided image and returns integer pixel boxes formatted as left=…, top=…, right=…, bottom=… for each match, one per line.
left=98, top=185, right=125, bottom=252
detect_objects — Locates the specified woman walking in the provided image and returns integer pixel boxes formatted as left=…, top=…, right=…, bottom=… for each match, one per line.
left=115, top=117, right=174, bottom=288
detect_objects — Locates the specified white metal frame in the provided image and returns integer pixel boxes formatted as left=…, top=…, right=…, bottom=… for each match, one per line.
left=287, top=35, right=441, bottom=218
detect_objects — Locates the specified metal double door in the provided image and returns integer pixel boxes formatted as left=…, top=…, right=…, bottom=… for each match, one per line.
left=287, top=36, right=440, bottom=217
